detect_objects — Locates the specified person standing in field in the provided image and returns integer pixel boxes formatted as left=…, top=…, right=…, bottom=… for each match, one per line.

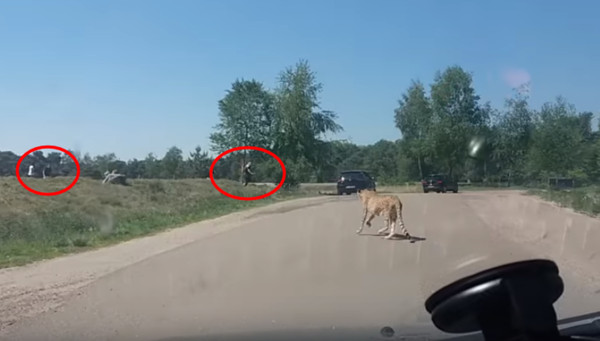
left=27, top=164, right=34, bottom=177
left=243, top=161, right=253, bottom=186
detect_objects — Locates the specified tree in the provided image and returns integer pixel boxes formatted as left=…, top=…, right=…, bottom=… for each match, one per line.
left=46, top=152, right=62, bottom=176
left=362, top=140, right=402, bottom=183
left=60, top=150, right=78, bottom=176
left=578, top=111, right=594, bottom=141
left=94, top=153, right=117, bottom=172
left=490, top=89, right=534, bottom=183
left=527, top=97, right=585, bottom=179
left=394, top=80, right=433, bottom=179
left=577, top=112, right=598, bottom=182
left=0, top=151, right=19, bottom=176
left=126, top=159, right=145, bottom=179
left=144, top=153, right=161, bottom=178
left=429, top=66, right=487, bottom=177
left=210, top=79, right=276, bottom=180
left=272, top=60, right=342, bottom=185
left=187, top=146, right=211, bottom=178
left=161, top=146, right=184, bottom=179
left=80, top=153, right=97, bottom=178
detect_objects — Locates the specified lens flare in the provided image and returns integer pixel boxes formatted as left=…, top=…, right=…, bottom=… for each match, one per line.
left=468, top=137, right=485, bottom=158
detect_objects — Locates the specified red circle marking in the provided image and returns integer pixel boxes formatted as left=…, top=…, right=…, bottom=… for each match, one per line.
left=16, top=145, right=81, bottom=196
left=209, top=146, right=286, bottom=201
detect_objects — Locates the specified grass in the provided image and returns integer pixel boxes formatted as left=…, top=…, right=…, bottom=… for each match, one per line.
left=378, top=183, right=423, bottom=193
left=378, top=182, right=524, bottom=193
left=528, top=186, right=600, bottom=217
left=305, top=182, right=525, bottom=195
left=458, top=185, right=528, bottom=191
left=0, top=177, right=319, bottom=268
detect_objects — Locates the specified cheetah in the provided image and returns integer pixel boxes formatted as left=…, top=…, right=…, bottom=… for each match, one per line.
left=356, top=189, right=411, bottom=240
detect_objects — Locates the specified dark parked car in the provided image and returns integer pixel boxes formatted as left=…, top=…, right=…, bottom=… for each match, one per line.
left=337, top=170, right=376, bottom=195
left=421, top=174, right=458, bottom=193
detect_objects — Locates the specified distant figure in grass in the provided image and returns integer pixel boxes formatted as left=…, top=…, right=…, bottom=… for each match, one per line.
left=243, top=161, right=254, bottom=186
left=27, top=164, right=34, bottom=177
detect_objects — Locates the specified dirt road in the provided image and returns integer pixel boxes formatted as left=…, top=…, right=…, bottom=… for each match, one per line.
left=2, top=191, right=600, bottom=340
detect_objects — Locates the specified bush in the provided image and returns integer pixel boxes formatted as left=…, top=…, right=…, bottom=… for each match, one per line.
left=274, top=158, right=312, bottom=189
left=281, top=173, right=301, bottom=189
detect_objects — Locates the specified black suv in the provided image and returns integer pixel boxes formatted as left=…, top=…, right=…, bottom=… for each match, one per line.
left=422, top=174, right=458, bottom=193
left=337, top=170, right=376, bottom=195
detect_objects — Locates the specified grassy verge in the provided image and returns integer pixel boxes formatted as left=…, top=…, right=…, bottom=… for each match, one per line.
left=0, top=177, right=318, bottom=268
left=528, top=186, right=600, bottom=217
left=458, top=185, right=528, bottom=191
left=378, top=183, right=423, bottom=193
left=378, top=183, right=525, bottom=193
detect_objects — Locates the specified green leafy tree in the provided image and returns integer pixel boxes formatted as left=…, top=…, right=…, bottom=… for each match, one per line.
left=429, top=66, right=487, bottom=177
left=80, top=153, right=97, bottom=178
left=126, top=159, right=145, bottom=179
left=272, top=60, right=342, bottom=185
left=0, top=151, right=19, bottom=176
left=161, top=146, right=184, bottom=179
left=362, top=140, right=402, bottom=183
left=210, top=79, right=276, bottom=180
left=187, top=146, right=211, bottom=178
left=144, top=153, right=161, bottom=178
left=527, top=97, right=585, bottom=179
left=491, top=87, right=534, bottom=183
left=45, top=152, right=62, bottom=175
left=60, top=150, right=78, bottom=176
left=394, top=80, right=433, bottom=179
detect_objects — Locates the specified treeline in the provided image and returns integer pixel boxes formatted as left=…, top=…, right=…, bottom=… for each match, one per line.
left=394, top=66, right=598, bottom=186
left=0, top=141, right=403, bottom=183
left=1, top=61, right=597, bottom=186
left=208, top=61, right=600, bottom=186
left=0, top=147, right=212, bottom=180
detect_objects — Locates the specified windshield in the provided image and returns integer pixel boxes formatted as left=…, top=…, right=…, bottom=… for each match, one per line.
left=340, top=171, right=368, bottom=180
left=427, top=175, right=444, bottom=180
left=1, top=1, right=599, bottom=340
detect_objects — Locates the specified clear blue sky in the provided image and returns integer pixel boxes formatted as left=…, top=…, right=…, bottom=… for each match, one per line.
left=1, top=0, right=598, bottom=161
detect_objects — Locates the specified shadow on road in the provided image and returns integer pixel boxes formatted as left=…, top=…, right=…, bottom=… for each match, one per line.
left=318, top=191, right=339, bottom=196
left=358, top=233, right=427, bottom=243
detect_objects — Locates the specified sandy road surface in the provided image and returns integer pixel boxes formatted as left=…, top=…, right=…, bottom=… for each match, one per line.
left=3, top=191, right=600, bottom=340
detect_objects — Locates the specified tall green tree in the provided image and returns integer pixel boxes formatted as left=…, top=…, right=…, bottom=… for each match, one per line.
left=46, top=152, right=63, bottom=175
left=429, top=66, right=487, bottom=177
left=577, top=112, right=598, bottom=182
left=362, top=140, right=402, bottom=183
left=490, top=87, right=534, bottom=183
left=187, top=146, right=211, bottom=178
left=273, top=60, right=342, bottom=184
left=394, top=80, right=432, bottom=179
left=144, top=153, right=161, bottom=178
left=126, top=159, right=145, bottom=179
left=161, top=146, right=184, bottom=179
left=527, top=97, right=586, bottom=179
left=0, top=151, right=19, bottom=176
left=210, top=79, right=276, bottom=179
left=59, top=150, right=78, bottom=176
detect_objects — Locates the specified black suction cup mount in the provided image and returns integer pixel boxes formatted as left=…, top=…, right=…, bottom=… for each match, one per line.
left=425, top=259, right=565, bottom=341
